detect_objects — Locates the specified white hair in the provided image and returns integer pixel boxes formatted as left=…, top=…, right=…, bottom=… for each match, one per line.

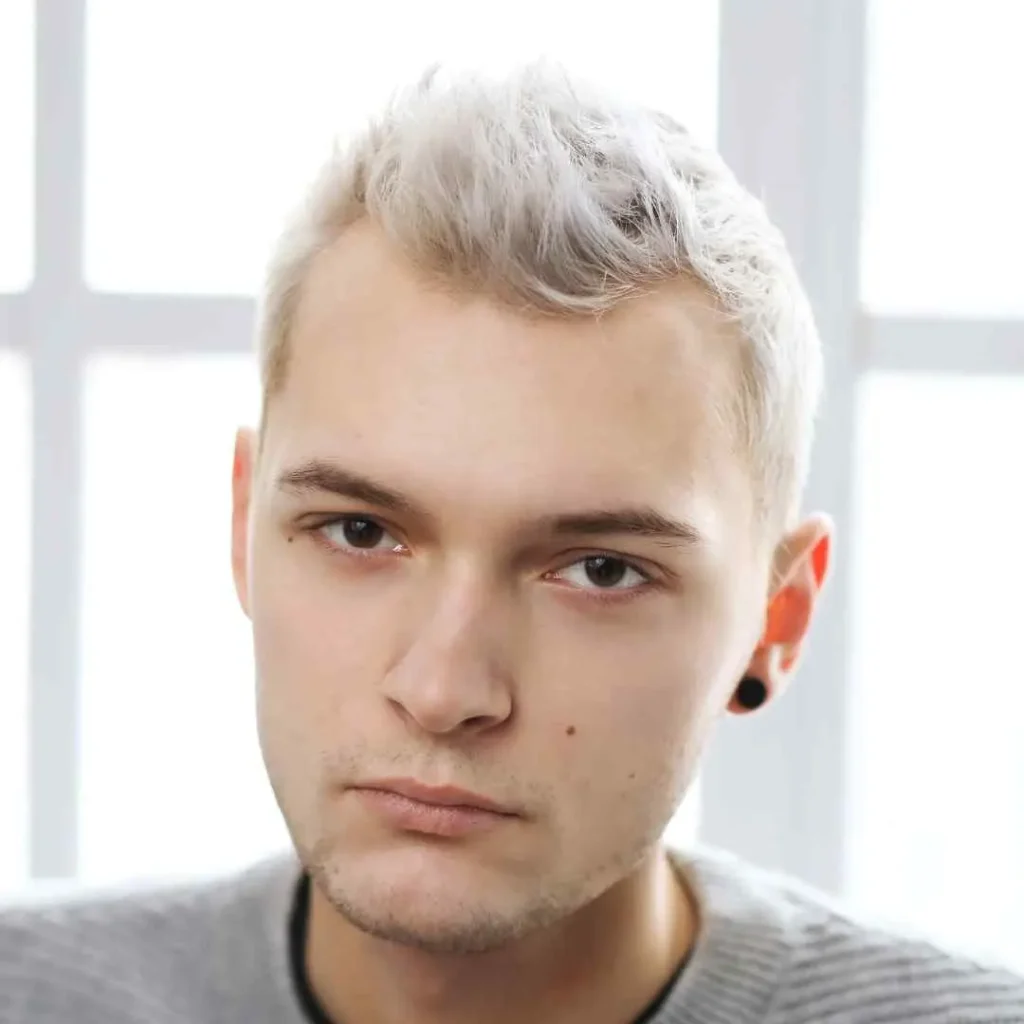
left=256, top=61, right=822, bottom=534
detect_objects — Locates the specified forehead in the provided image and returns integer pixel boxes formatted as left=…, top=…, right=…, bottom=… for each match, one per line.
left=263, top=223, right=752, bottom=542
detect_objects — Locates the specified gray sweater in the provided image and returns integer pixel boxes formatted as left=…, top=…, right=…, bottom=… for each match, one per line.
left=2, top=844, right=1023, bottom=1023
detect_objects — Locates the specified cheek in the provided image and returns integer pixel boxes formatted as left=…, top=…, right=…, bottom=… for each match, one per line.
left=534, top=613, right=726, bottom=827
left=538, top=601, right=722, bottom=734
left=251, top=530, right=384, bottom=675
left=248, top=532, right=397, bottom=755
left=574, top=667, right=704, bottom=793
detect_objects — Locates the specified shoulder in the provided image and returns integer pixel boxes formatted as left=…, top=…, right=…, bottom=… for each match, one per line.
left=768, top=868, right=1024, bottom=1023
left=676, top=845, right=1024, bottom=1023
left=0, top=855, right=300, bottom=1024
left=776, top=901, right=1024, bottom=1023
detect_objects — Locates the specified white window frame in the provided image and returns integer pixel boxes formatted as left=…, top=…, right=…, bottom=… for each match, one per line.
left=3, top=0, right=1021, bottom=887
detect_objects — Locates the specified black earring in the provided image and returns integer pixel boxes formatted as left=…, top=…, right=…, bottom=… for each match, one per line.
left=735, top=675, right=768, bottom=711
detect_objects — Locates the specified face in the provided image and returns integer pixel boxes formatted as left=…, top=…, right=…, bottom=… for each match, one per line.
left=232, top=222, right=817, bottom=954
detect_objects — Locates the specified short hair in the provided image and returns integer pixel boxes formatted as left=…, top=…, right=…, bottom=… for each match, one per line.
left=256, top=61, right=822, bottom=534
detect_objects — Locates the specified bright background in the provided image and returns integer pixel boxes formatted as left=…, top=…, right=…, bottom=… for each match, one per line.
left=2, top=0, right=1023, bottom=972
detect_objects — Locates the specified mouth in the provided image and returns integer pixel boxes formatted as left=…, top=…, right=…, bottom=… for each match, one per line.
left=349, top=778, right=519, bottom=838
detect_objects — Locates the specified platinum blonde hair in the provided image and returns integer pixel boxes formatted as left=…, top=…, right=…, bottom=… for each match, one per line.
left=256, top=61, right=822, bottom=534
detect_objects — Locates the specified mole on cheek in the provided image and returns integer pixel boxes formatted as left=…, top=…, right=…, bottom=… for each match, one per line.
left=565, top=725, right=576, bottom=737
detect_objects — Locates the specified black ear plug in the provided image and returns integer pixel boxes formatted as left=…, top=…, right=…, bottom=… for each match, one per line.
left=735, top=675, right=768, bottom=710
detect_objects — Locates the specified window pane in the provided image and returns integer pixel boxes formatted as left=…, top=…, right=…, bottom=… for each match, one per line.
left=861, top=1, right=1024, bottom=316
left=0, top=353, right=30, bottom=889
left=0, top=0, right=33, bottom=292
left=79, top=354, right=289, bottom=883
left=85, top=0, right=719, bottom=295
left=849, top=374, right=1024, bottom=971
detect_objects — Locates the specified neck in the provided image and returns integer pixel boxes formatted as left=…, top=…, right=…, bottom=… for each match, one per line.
left=305, top=847, right=698, bottom=1024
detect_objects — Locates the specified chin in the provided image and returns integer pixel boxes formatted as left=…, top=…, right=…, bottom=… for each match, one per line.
left=309, top=841, right=564, bottom=955
left=332, top=893, right=531, bottom=954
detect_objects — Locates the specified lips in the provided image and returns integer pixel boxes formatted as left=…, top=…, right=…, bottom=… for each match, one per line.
left=349, top=778, right=519, bottom=838
left=357, top=778, right=514, bottom=815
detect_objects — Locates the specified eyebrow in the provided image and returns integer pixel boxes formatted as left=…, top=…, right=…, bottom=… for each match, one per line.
left=547, top=508, right=703, bottom=546
left=277, top=460, right=704, bottom=547
left=278, top=461, right=423, bottom=516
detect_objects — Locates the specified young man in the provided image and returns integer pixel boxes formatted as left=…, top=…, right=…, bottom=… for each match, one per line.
left=3, top=63, right=1023, bottom=1024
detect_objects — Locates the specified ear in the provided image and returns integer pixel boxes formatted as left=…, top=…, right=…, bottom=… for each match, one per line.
left=231, top=427, right=258, bottom=619
left=729, top=513, right=834, bottom=714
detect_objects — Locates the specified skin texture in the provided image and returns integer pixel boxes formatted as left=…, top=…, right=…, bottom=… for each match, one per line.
left=231, top=220, right=832, bottom=1024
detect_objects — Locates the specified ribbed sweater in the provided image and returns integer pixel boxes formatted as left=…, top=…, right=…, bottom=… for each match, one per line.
left=2, top=844, right=1023, bottom=1022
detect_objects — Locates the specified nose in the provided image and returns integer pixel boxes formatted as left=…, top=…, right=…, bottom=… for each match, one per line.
left=380, top=573, right=515, bottom=737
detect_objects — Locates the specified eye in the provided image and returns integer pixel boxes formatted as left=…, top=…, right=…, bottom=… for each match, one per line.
left=553, top=555, right=650, bottom=592
left=317, top=516, right=405, bottom=555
